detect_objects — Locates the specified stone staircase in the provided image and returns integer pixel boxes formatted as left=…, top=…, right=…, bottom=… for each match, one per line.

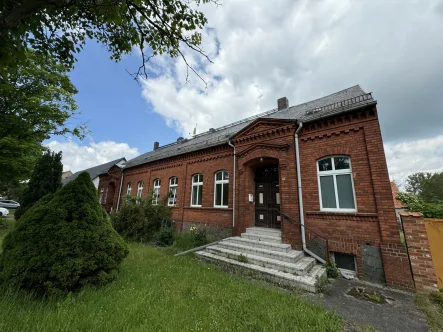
left=196, top=227, right=326, bottom=293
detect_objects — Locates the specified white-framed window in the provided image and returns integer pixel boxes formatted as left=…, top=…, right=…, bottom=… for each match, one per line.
left=99, top=187, right=104, bottom=203
left=137, top=181, right=144, bottom=198
left=191, top=174, right=203, bottom=207
left=214, top=170, right=229, bottom=208
left=126, top=182, right=132, bottom=195
left=168, top=177, right=178, bottom=206
left=153, top=179, right=161, bottom=205
left=104, top=186, right=109, bottom=203
left=317, top=156, right=356, bottom=212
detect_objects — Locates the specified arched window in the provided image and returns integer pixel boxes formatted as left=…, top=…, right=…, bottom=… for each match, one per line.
left=153, top=179, right=161, bottom=205
left=99, top=187, right=104, bottom=203
left=126, top=182, right=132, bottom=195
left=137, top=181, right=144, bottom=198
left=317, top=156, right=356, bottom=211
left=168, top=177, right=178, bottom=206
left=191, top=174, right=203, bottom=207
left=214, top=170, right=229, bottom=208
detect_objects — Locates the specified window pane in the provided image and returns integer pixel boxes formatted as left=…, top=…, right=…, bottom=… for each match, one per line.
left=215, top=183, right=222, bottom=206
left=199, top=174, right=203, bottom=182
left=336, top=174, right=355, bottom=209
left=224, top=172, right=229, bottom=180
left=320, top=176, right=337, bottom=208
left=193, top=175, right=198, bottom=183
left=222, top=183, right=229, bottom=206
left=192, top=186, right=198, bottom=205
left=334, top=157, right=350, bottom=170
left=198, top=185, right=202, bottom=205
left=216, top=172, right=222, bottom=181
left=334, top=253, right=356, bottom=271
left=318, top=158, right=333, bottom=172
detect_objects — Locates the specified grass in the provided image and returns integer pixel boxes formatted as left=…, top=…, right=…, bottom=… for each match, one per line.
left=416, top=291, right=443, bottom=332
left=0, top=223, right=343, bottom=332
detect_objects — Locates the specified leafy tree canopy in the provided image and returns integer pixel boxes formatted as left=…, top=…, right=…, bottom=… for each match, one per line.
left=15, top=150, right=63, bottom=220
left=0, top=0, right=214, bottom=82
left=405, top=171, right=443, bottom=203
left=0, top=50, right=84, bottom=185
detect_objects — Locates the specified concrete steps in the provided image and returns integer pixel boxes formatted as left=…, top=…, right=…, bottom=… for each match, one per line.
left=196, top=227, right=326, bottom=293
left=241, top=232, right=282, bottom=244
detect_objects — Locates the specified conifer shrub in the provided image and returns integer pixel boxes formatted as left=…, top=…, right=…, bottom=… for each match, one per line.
left=0, top=172, right=129, bottom=296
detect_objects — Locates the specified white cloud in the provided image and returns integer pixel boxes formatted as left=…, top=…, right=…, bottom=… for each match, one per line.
left=46, top=139, right=140, bottom=173
left=385, top=135, right=443, bottom=187
left=140, top=0, right=443, bottom=143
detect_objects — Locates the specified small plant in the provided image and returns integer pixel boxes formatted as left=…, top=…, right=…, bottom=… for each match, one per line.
left=315, top=276, right=329, bottom=293
left=430, top=290, right=443, bottom=306
left=325, top=261, right=340, bottom=278
left=237, top=254, right=248, bottom=263
left=365, top=293, right=383, bottom=304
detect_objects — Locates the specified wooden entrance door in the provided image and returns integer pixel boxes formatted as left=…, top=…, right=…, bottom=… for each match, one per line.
left=254, top=166, right=281, bottom=229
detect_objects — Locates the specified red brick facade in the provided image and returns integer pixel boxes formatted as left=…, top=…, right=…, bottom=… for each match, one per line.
left=99, top=103, right=414, bottom=289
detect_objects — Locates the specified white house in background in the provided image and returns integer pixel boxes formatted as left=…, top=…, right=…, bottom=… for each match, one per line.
left=62, top=158, right=126, bottom=189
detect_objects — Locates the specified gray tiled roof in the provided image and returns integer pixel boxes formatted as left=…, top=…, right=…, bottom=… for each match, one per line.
left=125, top=85, right=375, bottom=169
left=62, top=157, right=126, bottom=185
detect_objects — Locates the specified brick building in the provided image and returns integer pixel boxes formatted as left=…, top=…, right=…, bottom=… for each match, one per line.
left=99, top=85, right=414, bottom=289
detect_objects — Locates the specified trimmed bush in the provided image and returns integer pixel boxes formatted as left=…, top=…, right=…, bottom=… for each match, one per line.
left=155, top=228, right=175, bottom=246
left=173, top=227, right=209, bottom=252
left=0, top=172, right=128, bottom=296
left=111, top=194, right=172, bottom=243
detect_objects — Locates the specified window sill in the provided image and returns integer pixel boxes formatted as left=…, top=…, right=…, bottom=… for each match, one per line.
left=184, top=207, right=233, bottom=211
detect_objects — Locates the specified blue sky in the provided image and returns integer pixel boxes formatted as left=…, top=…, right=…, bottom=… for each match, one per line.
left=47, top=0, right=443, bottom=186
left=67, top=41, right=179, bottom=153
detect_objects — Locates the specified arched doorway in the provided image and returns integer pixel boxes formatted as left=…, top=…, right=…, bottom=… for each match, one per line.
left=254, top=163, right=280, bottom=229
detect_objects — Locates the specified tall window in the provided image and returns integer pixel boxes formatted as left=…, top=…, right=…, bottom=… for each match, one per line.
left=317, top=156, right=356, bottom=212
left=191, top=174, right=203, bottom=207
left=153, top=179, right=161, bottom=205
left=104, top=186, right=109, bottom=203
left=168, top=177, right=178, bottom=206
left=126, top=182, right=132, bottom=195
left=214, top=170, right=229, bottom=208
left=99, top=187, right=104, bottom=203
left=137, top=181, right=144, bottom=198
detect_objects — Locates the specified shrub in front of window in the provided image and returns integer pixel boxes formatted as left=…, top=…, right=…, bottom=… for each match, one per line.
left=0, top=172, right=129, bottom=296
left=111, top=191, right=172, bottom=242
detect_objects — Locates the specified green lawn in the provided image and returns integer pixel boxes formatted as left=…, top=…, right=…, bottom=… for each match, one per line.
left=0, top=223, right=343, bottom=332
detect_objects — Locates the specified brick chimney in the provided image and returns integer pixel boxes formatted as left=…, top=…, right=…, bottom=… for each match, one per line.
left=153, top=141, right=160, bottom=150
left=277, top=97, right=289, bottom=110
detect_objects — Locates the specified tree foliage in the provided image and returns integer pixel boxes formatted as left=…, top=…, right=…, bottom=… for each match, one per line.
left=14, top=150, right=63, bottom=220
left=0, top=50, right=84, bottom=185
left=397, top=192, right=443, bottom=219
left=0, top=172, right=129, bottom=296
left=0, top=0, right=214, bottom=82
left=405, top=171, right=443, bottom=203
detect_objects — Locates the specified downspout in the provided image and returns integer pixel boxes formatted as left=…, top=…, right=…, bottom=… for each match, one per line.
left=294, top=122, right=326, bottom=264
left=116, top=168, right=124, bottom=212
left=228, top=141, right=236, bottom=228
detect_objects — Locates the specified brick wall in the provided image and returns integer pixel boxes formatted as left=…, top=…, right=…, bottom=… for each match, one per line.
left=401, top=212, right=439, bottom=291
